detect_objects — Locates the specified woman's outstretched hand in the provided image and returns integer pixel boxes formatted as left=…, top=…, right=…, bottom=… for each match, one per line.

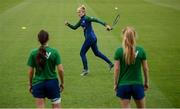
left=106, top=25, right=112, bottom=31
left=65, top=21, right=69, bottom=26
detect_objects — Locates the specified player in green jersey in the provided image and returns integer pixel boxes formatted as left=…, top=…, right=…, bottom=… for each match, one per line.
left=27, top=30, right=64, bottom=108
left=114, top=27, right=149, bottom=108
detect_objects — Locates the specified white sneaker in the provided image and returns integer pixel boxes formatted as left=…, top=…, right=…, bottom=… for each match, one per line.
left=80, top=69, right=89, bottom=76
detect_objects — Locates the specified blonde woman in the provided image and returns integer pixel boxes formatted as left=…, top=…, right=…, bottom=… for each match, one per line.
left=114, top=27, right=149, bottom=108
left=65, top=5, right=114, bottom=76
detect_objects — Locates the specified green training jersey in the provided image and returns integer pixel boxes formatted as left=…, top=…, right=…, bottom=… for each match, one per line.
left=27, top=46, right=61, bottom=85
left=67, top=15, right=106, bottom=30
left=114, top=46, right=147, bottom=86
left=67, top=15, right=106, bottom=39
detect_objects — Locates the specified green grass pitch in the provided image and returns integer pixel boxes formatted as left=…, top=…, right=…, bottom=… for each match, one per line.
left=0, top=0, right=180, bottom=108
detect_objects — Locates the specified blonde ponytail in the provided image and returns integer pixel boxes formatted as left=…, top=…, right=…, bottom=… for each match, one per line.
left=122, top=27, right=136, bottom=65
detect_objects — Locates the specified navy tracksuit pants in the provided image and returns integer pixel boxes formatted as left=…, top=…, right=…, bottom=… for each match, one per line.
left=80, top=38, right=112, bottom=70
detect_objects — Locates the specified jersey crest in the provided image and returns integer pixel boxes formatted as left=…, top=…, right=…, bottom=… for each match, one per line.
left=45, top=52, right=51, bottom=59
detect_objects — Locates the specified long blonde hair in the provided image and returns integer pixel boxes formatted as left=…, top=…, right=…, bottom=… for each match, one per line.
left=122, top=27, right=136, bottom=65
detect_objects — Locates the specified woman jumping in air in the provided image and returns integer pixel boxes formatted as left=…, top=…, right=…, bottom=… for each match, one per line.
left=65, top=5, right=114, bottom=76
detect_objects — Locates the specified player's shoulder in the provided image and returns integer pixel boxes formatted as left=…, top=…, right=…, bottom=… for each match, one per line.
left=116, top=47, right=123, bottom=52
left=114, top=47, right=123, bottom=59
left=47, top=47, right=60, bottom=54
left=115, top=47, right=123, bottom=55
left=136, top=46, right=146, bottom=55
left=28, top=48, right=38, bottom=57
left=30, top=48, right=38, bottom=54
left=84, top=15, right=90, bottom=20
left=46, top=47, right=58, bottom=52
left=136, top=46, right=145, bottom=51
left=84, top=15, right=90, bottom=18
left=84, top=15, right=94, bottom=20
